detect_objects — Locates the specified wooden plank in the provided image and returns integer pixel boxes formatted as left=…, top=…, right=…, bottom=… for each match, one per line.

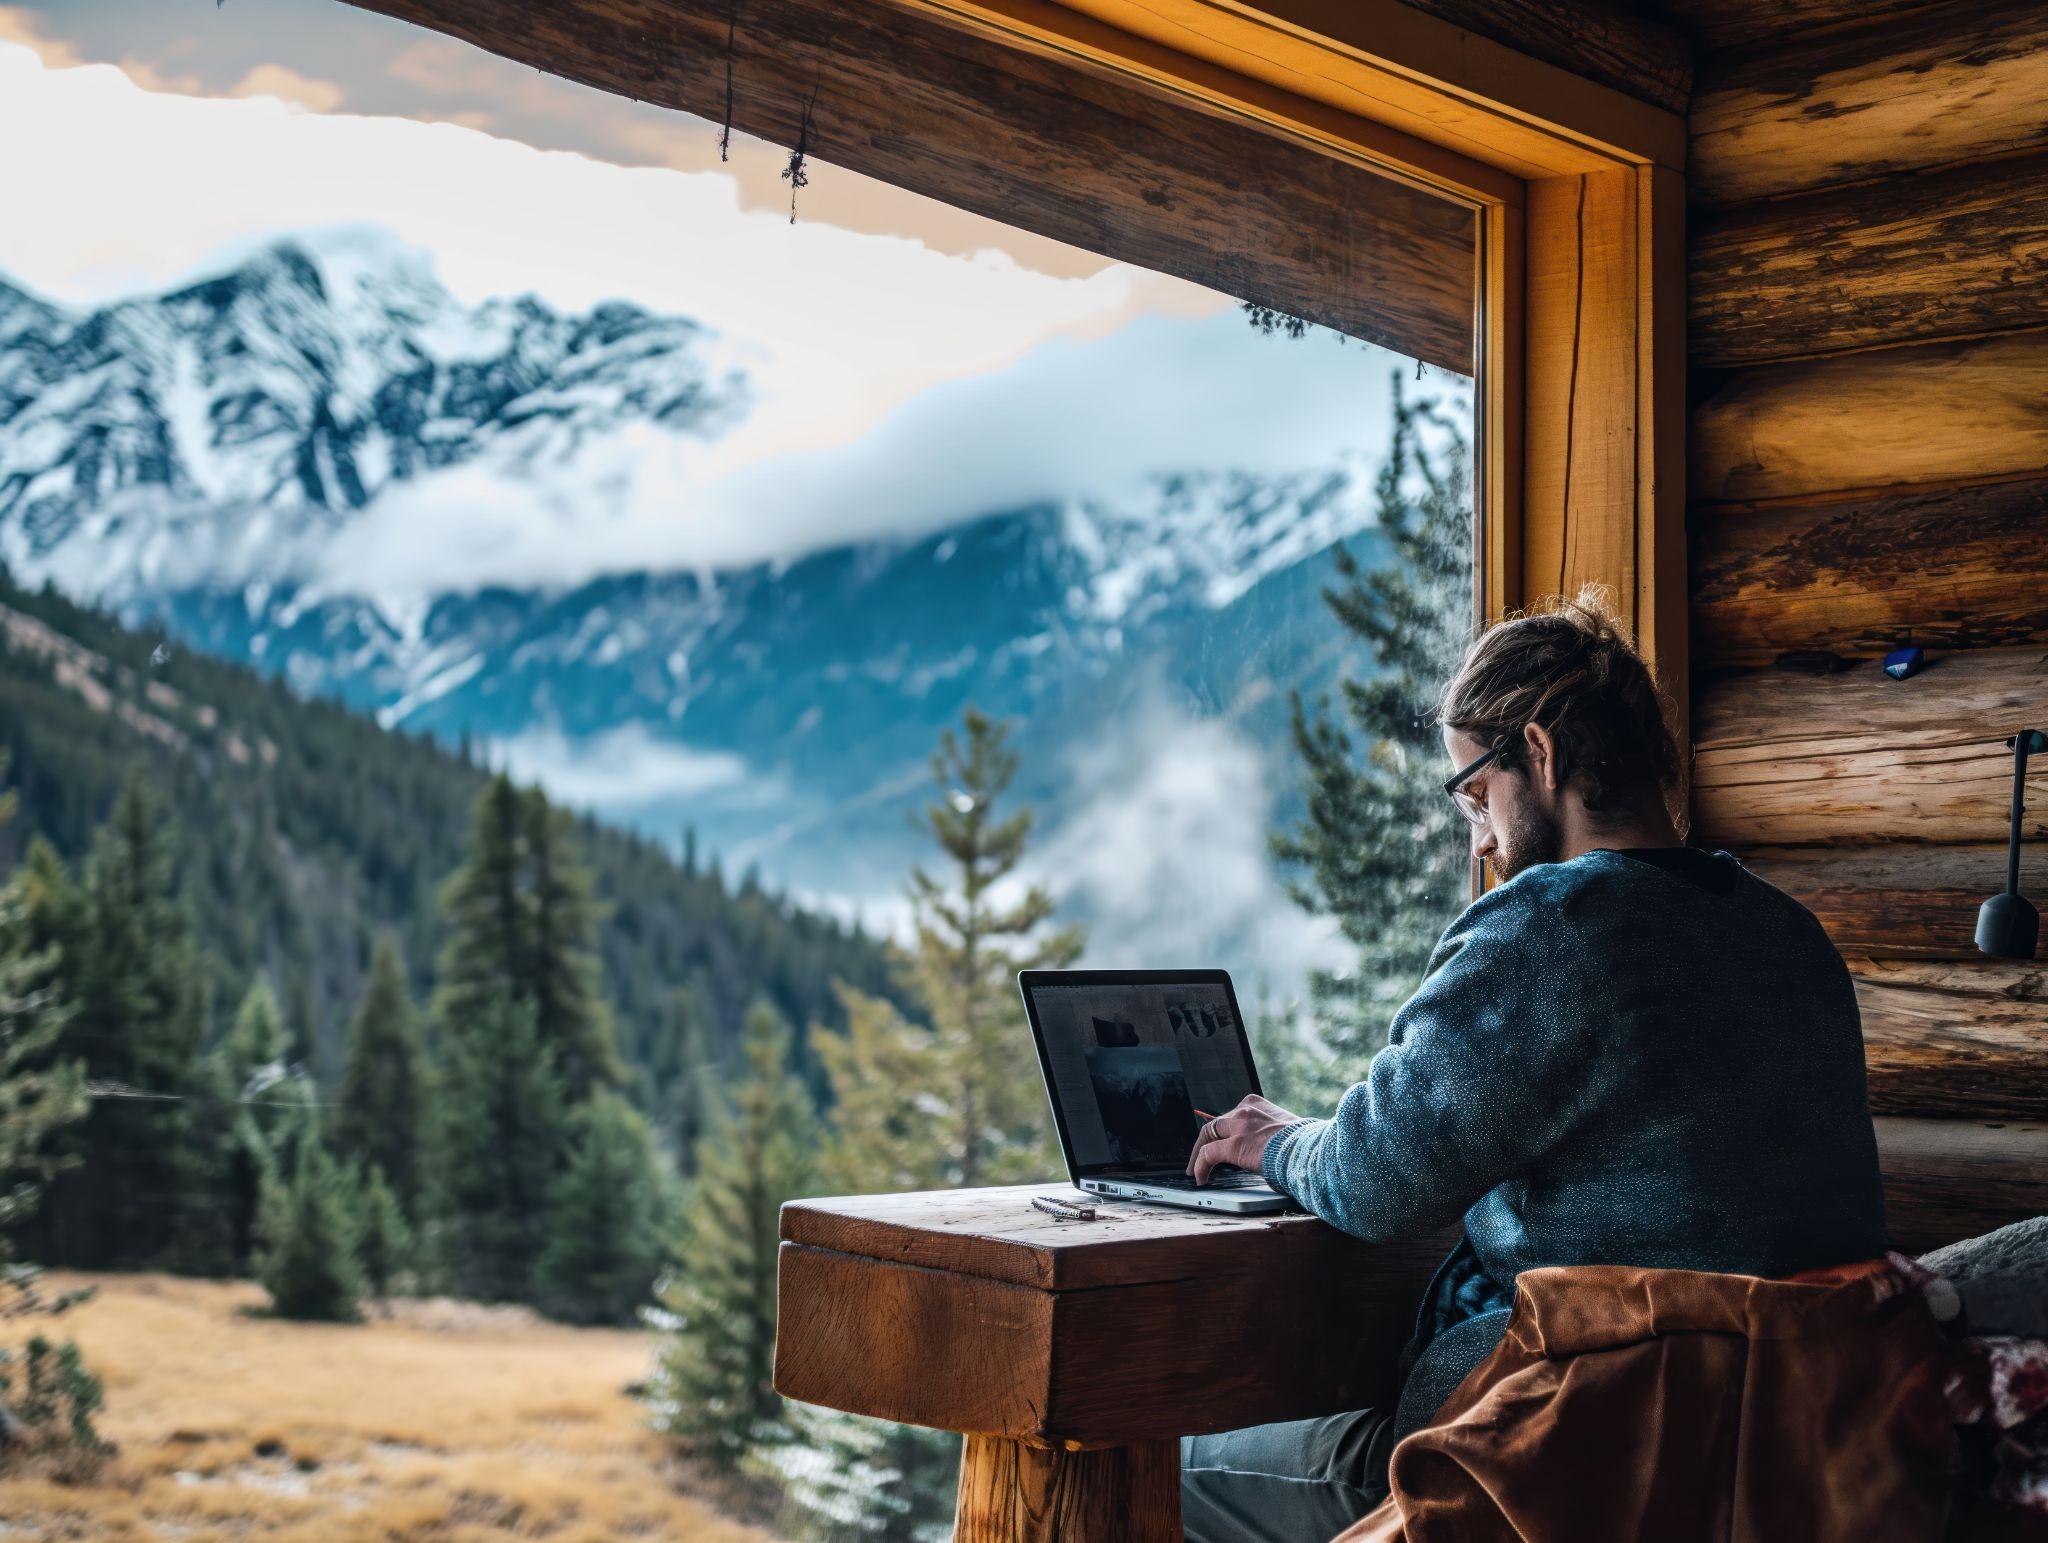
left=1043, top=1233, right=1442, bottom=1439
left=1692, top=646, right=2048, bottom=846
left=1742, top=844, right=2048, bottom=961
left=957, top=1435, right=1178, bottom=1542
left=1876, top=1115, right=2048, bottom=1254
left=775, top=1243, right=1056, bottom=1437
left=1690, top=153, right=2048, bottom=368
left=1523, top=170, right=1641, bottom=607
left=1856, top=958, right=2048, bottom=1122
left=1044, top=0, right=1687, bottom=177
left=780, top=1183, right=1418, bottom=1291
left=1689, top=1, right=2048, bottom=206
left=1639, top=161, right=1690, bottom=749
left=1691, top=475, right=2048, bottom=665
left=342, top=0, right=1479, bottom=372
left=1690, top=330, right=2048, bottom=503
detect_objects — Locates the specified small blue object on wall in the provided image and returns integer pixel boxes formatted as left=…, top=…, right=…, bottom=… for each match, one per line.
left=1883, top=645, right=1926, bottom=680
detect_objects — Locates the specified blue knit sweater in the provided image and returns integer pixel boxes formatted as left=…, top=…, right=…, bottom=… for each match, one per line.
left=1262, top=846, right=1890, bottom=1409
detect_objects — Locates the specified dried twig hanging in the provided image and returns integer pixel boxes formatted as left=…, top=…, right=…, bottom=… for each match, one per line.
left=781, top=88, right=817, bottom=224
left=719, top=1, right=737, bottom=163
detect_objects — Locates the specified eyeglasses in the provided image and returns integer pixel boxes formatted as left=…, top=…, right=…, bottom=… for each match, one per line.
left=1442, top=742, right=1508, bottom=828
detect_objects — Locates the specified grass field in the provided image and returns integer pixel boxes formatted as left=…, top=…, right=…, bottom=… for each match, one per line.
left=0, top=1273, right=783, bottom=1542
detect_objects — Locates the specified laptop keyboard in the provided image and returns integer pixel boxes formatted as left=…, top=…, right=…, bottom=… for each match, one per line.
left=1135, top=1168, right=1270, bottom=1191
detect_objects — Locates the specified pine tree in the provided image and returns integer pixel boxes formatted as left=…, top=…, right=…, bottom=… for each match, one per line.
left=355, top=1165, right=413, bottom=1299
left=256, top=1132, right=364, bottom=1323
left=428, top=990, right=566, bottom=1303
left=537, top=1090, right=670, bottom=1325
left=194, top=977, right=316, bottom=1272
left=33, top=768, right=206, bottom=1267
left=1271, top=379, right=1475, bottom=1097
left=525, top=789, right=622, bottom=1098
left=428, top=778, right=621, bottom=1303
left=648, top=1001, right=813, bottom=1465
left=904, top=709, right=1081, bottom=1187
left=335, top=935, right=426, bottom=1214
left=812, top=984, right=947, bottom=1196
left=434, top=775, right=529, bottom=1039
left=434, top=776, right=620, bottom=1103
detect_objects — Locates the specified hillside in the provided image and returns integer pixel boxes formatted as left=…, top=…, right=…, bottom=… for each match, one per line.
left=0, top=568, right=905, bottom=1124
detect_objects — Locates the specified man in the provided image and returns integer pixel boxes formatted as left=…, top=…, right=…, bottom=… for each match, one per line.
left=1181, top=592, right=1888, bottom=1543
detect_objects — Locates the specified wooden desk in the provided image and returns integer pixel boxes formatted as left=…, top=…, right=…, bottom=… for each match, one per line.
left=774, top=1185, right=1447, bottom=1541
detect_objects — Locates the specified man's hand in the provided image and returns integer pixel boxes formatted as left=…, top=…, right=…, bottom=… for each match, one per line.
left=1187, top=1093, right=1301, bottom=1185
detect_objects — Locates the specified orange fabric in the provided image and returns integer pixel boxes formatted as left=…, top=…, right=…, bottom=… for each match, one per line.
left=1334, top=1260, right=1956, bottom=1543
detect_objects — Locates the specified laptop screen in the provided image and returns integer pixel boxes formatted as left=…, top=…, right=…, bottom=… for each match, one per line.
left=1021, top=972, right=1259, bottom=1178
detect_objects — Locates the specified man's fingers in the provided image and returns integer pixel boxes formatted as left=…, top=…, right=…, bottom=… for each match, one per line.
left=1190, top=1134, right=1245, bottom=1185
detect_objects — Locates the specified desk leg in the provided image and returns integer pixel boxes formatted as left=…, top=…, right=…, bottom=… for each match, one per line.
left=955, top=1434, right=1180, bottom=1542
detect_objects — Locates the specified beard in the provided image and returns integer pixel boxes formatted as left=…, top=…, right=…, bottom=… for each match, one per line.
left=1486, top=799, right=1565, bottom=883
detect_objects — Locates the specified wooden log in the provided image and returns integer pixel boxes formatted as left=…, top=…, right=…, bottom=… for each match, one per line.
left=1692, top=646, right=2048, bottom=847
left=1854, top=958, right=2048, bottom=1122
left=1690, top=152, right=2048, bottom=368
left=1656, top=0, right=1950, bottom=53
left=1875, top=1115, right=2048, bottom=1255
left=1689, top=2, right=2048, bottom=206
left=1690, top=330, right=2048, bottom=503
left=341, top=0, right=1478, bottom=372
left=956, top=1435, right=1179, bottom=1543
left=1741, top=844, right=2048, bottom=961
left=1690, top=475, right=2048, bottom=665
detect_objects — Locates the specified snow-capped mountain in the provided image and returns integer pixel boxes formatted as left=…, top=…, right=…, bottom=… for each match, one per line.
left=0, top=228, right=748, bottom=595
left=0, top=235, right=1400, bottom=977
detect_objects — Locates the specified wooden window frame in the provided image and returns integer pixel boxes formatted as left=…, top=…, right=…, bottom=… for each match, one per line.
left=898, top=0, right=1692, bottom=755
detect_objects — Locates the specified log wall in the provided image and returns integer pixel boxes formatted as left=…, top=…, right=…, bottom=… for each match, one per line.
left=1675, top=0, right=2048, bottom=1248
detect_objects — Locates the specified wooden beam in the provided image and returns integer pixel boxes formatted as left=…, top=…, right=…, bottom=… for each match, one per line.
left=1857, top=958, right=2048, bottom=1122
left=1693, top=647, right=2048, bottom=846
left=1691, top=475, right=2048, bottom=665
left=1690, top=330, right=2048, bottom=503
left=341, top=0, right=1479, bottom=372
left=1036, top=0, right=1687, bottom=177
left=1689, top=1, right=2048, bottom=206
left=1877, top=1115, right=2048, bottom=1255
left=1740, top=844, right=2048, bottom=961
left=1690, top=152, right=2048, bottom=368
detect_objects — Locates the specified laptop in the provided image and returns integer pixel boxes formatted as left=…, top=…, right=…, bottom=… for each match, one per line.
left=1018, top=967, right=1292, bottom=1214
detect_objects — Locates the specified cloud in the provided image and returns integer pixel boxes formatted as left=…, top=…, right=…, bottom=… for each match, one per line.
left=295, top=305, right=1417, bottom=607
left=0, top=41, right=1199, bottom=422
left=490, top=723, right=757, bottom=812
left=230, top=63, right=345, bottom=113
left=0, top=5, right=77, bottom=66
left=1033, top=698, right=1346, bottom=997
